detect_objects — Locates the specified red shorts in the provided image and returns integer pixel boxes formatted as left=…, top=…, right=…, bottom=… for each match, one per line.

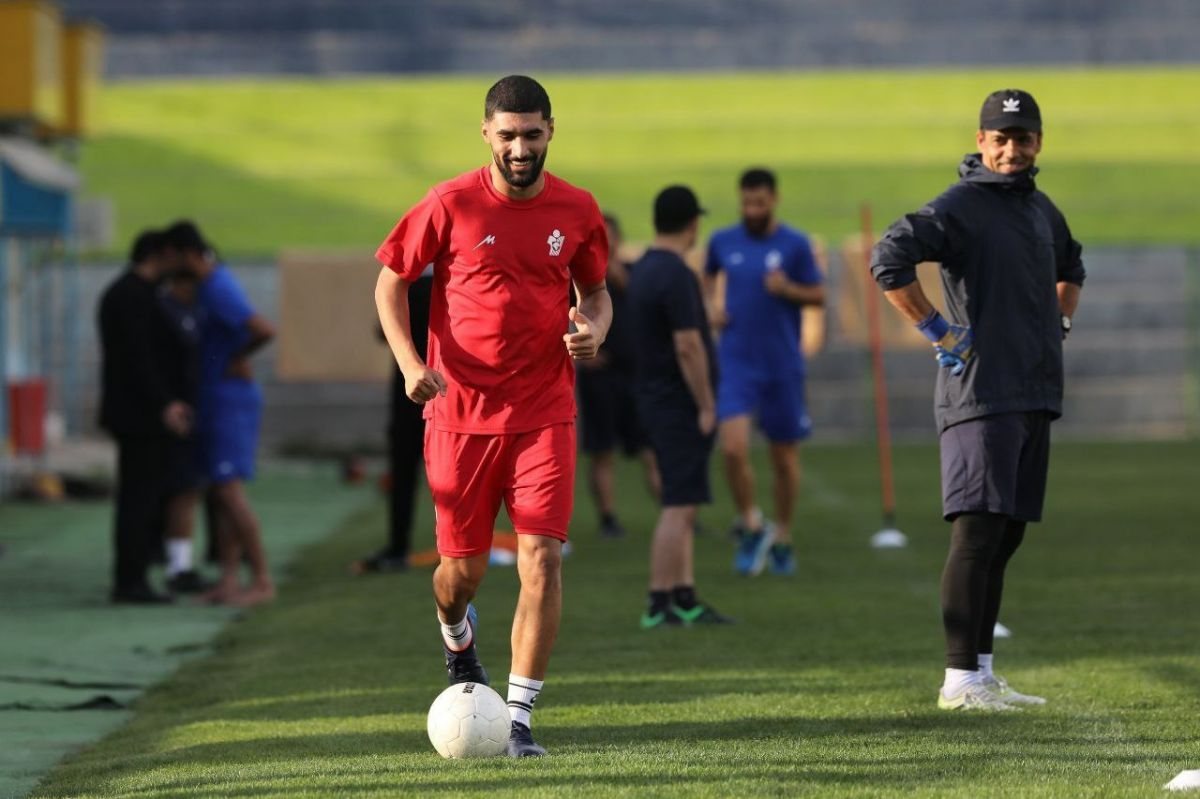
left=424, top=422, right=576, bottom=558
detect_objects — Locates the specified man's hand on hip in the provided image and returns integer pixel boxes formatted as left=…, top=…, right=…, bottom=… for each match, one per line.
left=934, top=325, right=974, bottom=376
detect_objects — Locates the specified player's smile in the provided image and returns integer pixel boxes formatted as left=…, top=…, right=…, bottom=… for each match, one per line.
left=482, top=110, right=554, bottom=196
left=976, top=127, right=1042, bottom=175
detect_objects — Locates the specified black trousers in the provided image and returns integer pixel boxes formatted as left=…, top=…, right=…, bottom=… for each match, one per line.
left=387, top=396, right=426, bottom=557
left=113, top=435, right=170, bottom=591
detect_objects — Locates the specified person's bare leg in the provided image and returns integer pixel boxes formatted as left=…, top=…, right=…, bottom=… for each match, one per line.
left=212, top=481, right=274, bottom=606
left=768, top=442, right=800, bottom=545
left=510, top=535, right=563, bottom=681
left=720, top=415, right=757, bottom=526
left=640, top=448, right=662, bottom=503
left=199, top=501, right=239, bottom=603
left=165, top=490, right=198, bottom=542
left=433, top=553, right=489, bottom=626
left=588, top=450, right=616, bottom=519
left=649, top=505, right=696, bottom=590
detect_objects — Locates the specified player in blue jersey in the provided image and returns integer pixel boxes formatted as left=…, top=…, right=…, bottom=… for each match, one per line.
left=166, top=221, right=277, bottom=607
left=703, top=169, right=825, bottom=577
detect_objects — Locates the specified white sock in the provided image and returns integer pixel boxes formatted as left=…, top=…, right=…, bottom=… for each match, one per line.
left=942, top=667, right=980, bottom=697
left=507, top=674, right=544, bottom=728
left=978, top=653, right=994, bottom=680
left=438, top=611, right=472, bottom=652
left=166, top=539, right=193, bottom=577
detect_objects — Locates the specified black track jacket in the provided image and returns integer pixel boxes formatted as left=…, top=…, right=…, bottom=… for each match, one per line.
left=870, top=154, right=1086, bottom=431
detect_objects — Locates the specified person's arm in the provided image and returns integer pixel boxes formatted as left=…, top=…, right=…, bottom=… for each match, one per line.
left=1053, top=210, right=1085, bottom=335
left=673, top=329, right=716, bottom=436
left=118, top=292, right=191, bottom=434
left=564, top=280, right=612, bottom=360
left=872, top=203, right=972, bottom=373
left=764, top=271, right=825, bottom=306
left=702, top=240, right=728, bottom=330
left=226, top=315, right=276, bottom=379
left=1057, top=282, right=1081, bottom=319
left=376, top=267, right=445, bottom=403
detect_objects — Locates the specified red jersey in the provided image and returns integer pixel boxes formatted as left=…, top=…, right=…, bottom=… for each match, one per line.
left=377, top=166, right=608, bottom=434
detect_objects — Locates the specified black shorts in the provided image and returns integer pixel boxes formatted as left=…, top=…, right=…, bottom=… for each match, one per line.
left=577, top=368, right=645, bottom=456
left=940, top=411, right=1052, bottom=523
left=640, top=402, right=714, bottom=507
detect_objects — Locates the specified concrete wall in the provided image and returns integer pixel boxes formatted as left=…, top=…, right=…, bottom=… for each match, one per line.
left=66, top=245, right=1198, bottom=452
left=60, top=0, right=1200, bottom=77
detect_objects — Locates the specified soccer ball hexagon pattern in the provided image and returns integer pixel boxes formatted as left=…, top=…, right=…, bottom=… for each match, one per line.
left=427, top=682, right=510, bottom=758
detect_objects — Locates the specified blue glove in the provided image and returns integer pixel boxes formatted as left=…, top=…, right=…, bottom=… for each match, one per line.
left=916, top=310, right=973, bottom=376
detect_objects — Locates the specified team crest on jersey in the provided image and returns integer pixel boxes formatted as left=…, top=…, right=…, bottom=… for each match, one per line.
left=547, top=229, right=565, bottom=256
left=765, top=250, right=783, bottom=271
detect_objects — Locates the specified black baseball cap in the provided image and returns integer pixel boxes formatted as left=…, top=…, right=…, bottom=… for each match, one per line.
left=653, top=185, right=706, bottom=234
left=979, top=89, right=1041, bottom=132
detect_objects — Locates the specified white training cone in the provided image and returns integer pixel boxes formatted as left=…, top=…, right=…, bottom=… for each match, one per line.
left=994, top=622, right=1012, bottom=639
left=1166, top=770, right=1200, bottom=791
left=870, top=529, right=908, bottom=549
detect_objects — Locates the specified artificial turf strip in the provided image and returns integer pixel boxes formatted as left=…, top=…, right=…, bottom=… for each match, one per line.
left=0, top=467, right=373, bottom=799
left=29, top=441, right=1200, bottom=798
left=80, top=67, right=1200, bottom=260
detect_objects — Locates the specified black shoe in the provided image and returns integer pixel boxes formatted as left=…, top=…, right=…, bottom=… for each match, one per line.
left=444, top=604, right=489, bottom=686
left=640, top=605, right=685, bottom=629
left=672, top=601, right=736, bottom=625
left=507, top=721, right=547, bottom=758
left=599, top=517, right=627, bottom=539
left=166, top=570, right=216, bottom=594
left=111, top=585, right=175, bottom=605
left=353, top=549, right=408, bottom=574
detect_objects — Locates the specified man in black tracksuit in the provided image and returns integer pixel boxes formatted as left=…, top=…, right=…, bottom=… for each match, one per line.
left=871, top=89, right=1085, bottom=710
left=98, top=230, right=193, bottom=603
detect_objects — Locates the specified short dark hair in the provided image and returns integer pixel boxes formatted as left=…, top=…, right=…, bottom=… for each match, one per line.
left=163, top=219, right=211, bottom=255
left=739, top=168, right=777, bottom=193
left=129, top=229, right=166, bottom=265
left=485, top=75, right=552, bottom=120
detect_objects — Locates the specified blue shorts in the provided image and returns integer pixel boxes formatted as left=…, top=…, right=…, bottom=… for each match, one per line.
left=716, top=368, right=812, bottom=443
left=197, top=393, right=261, bottom=484
left=940, top=411, right=1052, bottom=523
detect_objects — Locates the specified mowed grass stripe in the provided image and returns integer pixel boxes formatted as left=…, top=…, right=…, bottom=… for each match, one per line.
left=81, top=67, right=1200, bottom=258
left=30, top=440, right=1200, bottom=798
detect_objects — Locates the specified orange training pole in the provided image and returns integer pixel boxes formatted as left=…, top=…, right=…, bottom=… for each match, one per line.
left=860, top=203, right=897, bottom=527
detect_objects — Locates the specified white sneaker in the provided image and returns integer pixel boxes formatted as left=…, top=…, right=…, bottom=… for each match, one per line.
left=937, top=682, right=1020, bottom=711
left=983, top=674, right=1046, bottom=705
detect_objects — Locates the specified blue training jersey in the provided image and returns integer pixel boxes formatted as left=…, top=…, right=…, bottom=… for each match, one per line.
left=705, top=222, right=822, bottom=374
left=197, top=264, right=261, bottom=410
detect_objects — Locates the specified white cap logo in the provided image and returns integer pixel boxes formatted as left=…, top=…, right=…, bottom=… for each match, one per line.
left=1002, top=97, right=1020, bottom=113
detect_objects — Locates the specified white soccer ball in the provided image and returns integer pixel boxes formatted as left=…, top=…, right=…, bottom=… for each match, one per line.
left=427, top=682, right=510, bottom=759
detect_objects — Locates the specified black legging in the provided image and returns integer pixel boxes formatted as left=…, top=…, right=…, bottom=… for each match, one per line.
left=940, top=513, right=1026, bottom=670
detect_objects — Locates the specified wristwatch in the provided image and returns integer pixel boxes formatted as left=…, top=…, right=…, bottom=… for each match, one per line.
left=1060, top=315, right=1072, bottom=340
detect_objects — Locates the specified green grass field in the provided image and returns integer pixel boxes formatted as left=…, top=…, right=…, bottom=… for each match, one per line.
left=81, top=67, right=1200, bottom=259
left=30, top=440, right=1200, bottom=798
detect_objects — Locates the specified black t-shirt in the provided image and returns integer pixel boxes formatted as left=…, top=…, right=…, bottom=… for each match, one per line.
left=626, top=247, right=715, bottom=411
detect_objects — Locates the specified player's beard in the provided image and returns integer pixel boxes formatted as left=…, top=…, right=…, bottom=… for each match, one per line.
left=495, top=149, right=547, bottom=189
left=743, top=214, right=772, bottom=238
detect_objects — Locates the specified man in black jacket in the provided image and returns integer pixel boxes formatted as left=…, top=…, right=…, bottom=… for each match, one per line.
left=871, top=89, right=1085, bottom=711
left=98, top=230, right=193, bottom=603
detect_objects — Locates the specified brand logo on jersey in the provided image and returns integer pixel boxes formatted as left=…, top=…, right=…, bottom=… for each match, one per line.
left=729, top=252, right=744, bottom=266
left=473, top=234, right=496, bottom=250
left=547, top=229, right=565, bottom=256
left=765, top=250, right=783, bottom=271
left=1002, top=97, right=1020, bottom=113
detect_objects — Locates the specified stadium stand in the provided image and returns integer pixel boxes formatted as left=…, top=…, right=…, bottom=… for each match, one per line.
left=59, top=0, right=1200, bottom=77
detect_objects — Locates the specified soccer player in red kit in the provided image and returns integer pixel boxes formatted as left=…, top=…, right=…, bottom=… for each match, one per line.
left=375, top=75, right=612, bottom=758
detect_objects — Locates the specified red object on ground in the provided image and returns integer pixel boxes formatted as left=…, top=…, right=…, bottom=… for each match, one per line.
left=8, top=379, right=47, bottom=455
left=860, top=205, right=897, bottom=527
